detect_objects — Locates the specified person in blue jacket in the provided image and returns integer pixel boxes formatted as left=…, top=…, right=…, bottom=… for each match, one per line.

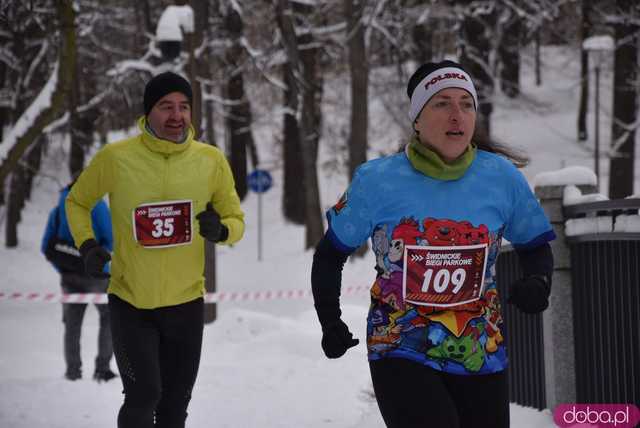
left=42, top=178, right=115, bottom=382
left=311, top=60, right=555, bottom=428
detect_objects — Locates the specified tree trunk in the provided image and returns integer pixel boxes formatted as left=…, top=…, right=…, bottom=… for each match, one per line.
left=24, top=136, right=44, bottom=200
left=499, top=11, right=521, bottom=98
left=225, top=73, right=249, bottom=200
left=282, top=61, right=306, bottom=224
left=68, top=54, right=86, bottom=178
left=345, top=0, right=368, bottom=179
left=535, top=30, right=541, bottom=86
left=345, top=0, right=369, bottom=258
left=188, top=0, right=218, bottom=323
left=224, top=7, right=257, bottom=201
left=204, top=80, right=216, bottom=146
left=459, top=6, right=495, bottom=136
left=276, top=0, right=324, bottom=248
left=142, top=0, right=153, bottom=34
left=0, top=62, right=5, bottom=142
left=5, top=166, right=25, bottom=247
left=203, top=239, right=217, bottom=323
left=577, top=0, right=591, bottom=141
left=608, top=0, right=637, bottom=199
left=411, top=22, right=432, bottom=64
left=300, top=35, right=324, bottom=249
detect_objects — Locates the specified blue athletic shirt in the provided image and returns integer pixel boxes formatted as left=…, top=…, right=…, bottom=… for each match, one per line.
left=326, top=149, right=555, bottom=375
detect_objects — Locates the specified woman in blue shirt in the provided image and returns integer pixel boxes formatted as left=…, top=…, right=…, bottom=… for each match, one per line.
left=311, top=60, right=555, bottom=428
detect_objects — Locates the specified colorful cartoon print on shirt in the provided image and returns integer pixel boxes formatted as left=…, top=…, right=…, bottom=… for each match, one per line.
left=371, top=218, right=424, bottom=311
left=422, top=218, right=489, bottom=247
left=426, top=322, right=486, bottom=372
left=367, top=299, right=403, bottom=352
left=482, top=288, right=504, bottom=353
left=367, top=218, right=506, bottom=373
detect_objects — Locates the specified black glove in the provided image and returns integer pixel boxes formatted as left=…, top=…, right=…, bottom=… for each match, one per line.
left=79, top=239, right=111, bottom=279
left=508, top=275, right=551, bottom=314
left=196, top=202, right=228, bottom=242
left=321, top=319, right=360, bottom=359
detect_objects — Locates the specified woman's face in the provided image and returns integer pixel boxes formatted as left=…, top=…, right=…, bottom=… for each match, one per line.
left=414, top=88, right=476, bottom=163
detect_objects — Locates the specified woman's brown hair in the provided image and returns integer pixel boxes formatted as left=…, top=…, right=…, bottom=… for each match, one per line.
left=471, top=123, right=529, bottom=168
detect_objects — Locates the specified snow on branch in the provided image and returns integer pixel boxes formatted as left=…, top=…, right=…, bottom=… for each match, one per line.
left=23, top=39, right=49, bottom=88
left=107, top=59, right=157, bottom=76
left=0, top=62, right=58, bottom=164
left=43, top=82, right=114, bottom=135
left=0, top=46, right=21, bottom=71
left=369, top=18, right=399, bottom=48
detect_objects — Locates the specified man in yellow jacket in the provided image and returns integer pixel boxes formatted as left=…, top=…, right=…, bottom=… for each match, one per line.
left=66, top=71, right=244, bottom=428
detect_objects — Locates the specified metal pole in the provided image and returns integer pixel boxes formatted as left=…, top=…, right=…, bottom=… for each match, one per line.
left=258, top=191, right=262, bottom=261
left=594, top=65, right=600, bottom=189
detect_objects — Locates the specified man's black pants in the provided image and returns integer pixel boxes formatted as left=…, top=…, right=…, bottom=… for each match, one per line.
left=109, top=294, right=204, bottom=428
left=369, top=357, right=509, bottom=428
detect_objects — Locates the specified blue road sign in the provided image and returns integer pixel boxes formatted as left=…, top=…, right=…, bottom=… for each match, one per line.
left=247, top=169, right=273, bottom=194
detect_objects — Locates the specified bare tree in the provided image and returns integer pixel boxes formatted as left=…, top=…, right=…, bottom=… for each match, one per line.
left=344, top=0, right=370, bottom=258
left=282, top=57, right=306, bottom=224
left=459, top=3, right=496, bottom=135
left=577, top=0, right=592, bottom=141
left=608, top=0, right=638, bottom=198
left=499, top=5, right=522, bottom=98
left=345, top=0, right=369, bottom=179
left=222, top=4, right=258, bottom=201
left=276, top=0, right=324, bottom=248
left=0, top=0, right=77, bottom=247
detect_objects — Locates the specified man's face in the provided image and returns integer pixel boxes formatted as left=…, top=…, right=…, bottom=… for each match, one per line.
left=147, top=92, right=191, bottom=142
left=414, top=87, right=476, bottom=163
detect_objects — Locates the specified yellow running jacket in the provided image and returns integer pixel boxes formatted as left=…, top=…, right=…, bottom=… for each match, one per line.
left=66, top=117, right=245, bottom=309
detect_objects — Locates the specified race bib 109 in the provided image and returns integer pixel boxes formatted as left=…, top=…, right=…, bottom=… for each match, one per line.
left=133, top=200, right=193, bottom=248
left=402, top=244, right=488, bottom=307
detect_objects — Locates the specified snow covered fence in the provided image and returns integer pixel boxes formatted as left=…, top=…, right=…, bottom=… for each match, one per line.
left=528, top=167, right=640, bottom=411
left=0, top=285, right=371, bottom=304
left=561, top=192, right=640, bottom=408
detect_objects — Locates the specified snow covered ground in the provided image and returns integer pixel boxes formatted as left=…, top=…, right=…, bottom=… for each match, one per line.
left=1, top=45, right=637, bottom=427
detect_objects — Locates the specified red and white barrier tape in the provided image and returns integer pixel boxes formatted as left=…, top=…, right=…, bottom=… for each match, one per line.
left=0, top=286, right=370, bottom=304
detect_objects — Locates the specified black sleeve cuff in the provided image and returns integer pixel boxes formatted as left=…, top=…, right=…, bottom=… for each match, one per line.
left=514, top=242, right=554, bottom=284
left=217, top=225, right=229, bottom=242
left=311, top=233, right=350, bottom=327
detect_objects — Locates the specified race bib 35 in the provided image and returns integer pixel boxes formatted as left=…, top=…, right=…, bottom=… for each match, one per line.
left=133, top=200, right=193, bottom=248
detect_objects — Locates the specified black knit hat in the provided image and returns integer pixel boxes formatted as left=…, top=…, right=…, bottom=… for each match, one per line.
left=143, top=71, right=193, bottom=115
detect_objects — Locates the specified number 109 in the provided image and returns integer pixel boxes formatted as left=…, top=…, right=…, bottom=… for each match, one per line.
left=421, top=268, right=466, bottom=294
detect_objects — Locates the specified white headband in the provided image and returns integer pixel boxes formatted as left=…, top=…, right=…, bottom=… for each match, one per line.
left=408, top=66, right=478, bottom=122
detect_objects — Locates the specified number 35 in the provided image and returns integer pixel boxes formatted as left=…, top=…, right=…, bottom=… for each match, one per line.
left=152, top=218, right=174, bottom=238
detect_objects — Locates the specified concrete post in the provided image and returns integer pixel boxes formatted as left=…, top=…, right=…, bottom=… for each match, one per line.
left=535, top=183, right=596, bottom=410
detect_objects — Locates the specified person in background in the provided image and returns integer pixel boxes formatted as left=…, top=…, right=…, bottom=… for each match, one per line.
left=311, top=60, right=555, bottom=428
left=66, top=71, right=245, bottom=428
left=42, top=177, right=115, bottom=382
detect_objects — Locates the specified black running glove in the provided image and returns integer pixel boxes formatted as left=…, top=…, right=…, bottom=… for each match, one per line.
left=79, top=239, right=111, bottom=279
left=508, top=275, right=551, bottom=314
left=321, top=319, right=360, bottom=359
left=196, top=202, right=228, bottom=243
left=312, top=235, right=359, bottom=359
